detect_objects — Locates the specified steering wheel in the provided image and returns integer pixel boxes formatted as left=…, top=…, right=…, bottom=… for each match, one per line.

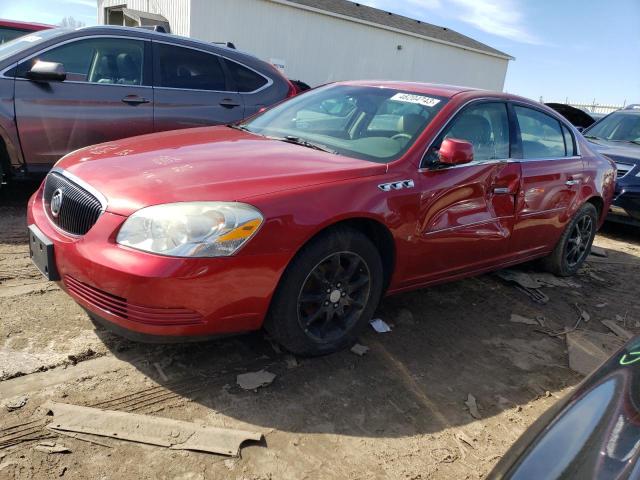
left=391, top=133, right=412, bottom=141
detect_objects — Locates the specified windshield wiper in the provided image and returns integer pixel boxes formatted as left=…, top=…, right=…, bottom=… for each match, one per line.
left=227, top=124, right=251, bottom=132
left=275, top=135, right=337, bottom=154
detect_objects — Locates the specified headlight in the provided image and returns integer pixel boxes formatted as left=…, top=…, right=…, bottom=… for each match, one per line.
left=116, top=202, right=263, bottom=257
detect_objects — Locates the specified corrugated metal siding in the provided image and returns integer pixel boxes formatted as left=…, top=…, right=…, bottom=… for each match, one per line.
left=97, top=0, right=191, bottom=36
left=188, top=0, right=508, bottom=89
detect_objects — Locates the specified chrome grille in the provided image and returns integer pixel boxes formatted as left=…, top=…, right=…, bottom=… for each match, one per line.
left=43, top=172, right=104, bottom=235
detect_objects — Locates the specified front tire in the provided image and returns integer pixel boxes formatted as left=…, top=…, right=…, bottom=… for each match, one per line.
left=542, top=203, right=598, bottom=277
left=265, top=227, right=383, bottom=356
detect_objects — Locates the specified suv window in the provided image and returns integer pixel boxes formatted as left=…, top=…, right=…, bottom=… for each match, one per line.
left=225, top=59, right=267, bottom=93
left=155, top=43, right=227, bottom=91
left=515, top=106, right=568, bottom=159
left=425, top=102, right=510, bottom=164
left=16, top=37, right=145, bottom=85
left=0, top=27, right=29, bottom=44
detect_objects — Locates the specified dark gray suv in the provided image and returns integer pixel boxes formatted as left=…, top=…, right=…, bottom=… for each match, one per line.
left=0, top=26, right=295, bottom=185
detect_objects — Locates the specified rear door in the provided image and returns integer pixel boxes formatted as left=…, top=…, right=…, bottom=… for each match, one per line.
left=152, top=42, right=244, bottom=131
left=404, top=101, right=521, bottom=285
left=14, top=36, right=153, bottom=169
left=509, top=104, right=583, bottom=257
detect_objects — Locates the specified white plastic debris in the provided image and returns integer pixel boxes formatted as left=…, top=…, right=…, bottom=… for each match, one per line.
left=350, top=343, right=370, bottom=356
left=510, top=314, right=539, bottom=326
left=370, top=318, right=392, bottom=333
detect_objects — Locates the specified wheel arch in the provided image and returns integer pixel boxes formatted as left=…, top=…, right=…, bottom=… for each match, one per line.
left=585, top=195, right=605, bottom=222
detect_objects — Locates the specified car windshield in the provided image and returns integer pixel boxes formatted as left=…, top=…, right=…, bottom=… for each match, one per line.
left=583, top=112, right=640, bottom=143
left=0, top=29, right=65, bottom=63
left=241, top=84, right=448, bottom=163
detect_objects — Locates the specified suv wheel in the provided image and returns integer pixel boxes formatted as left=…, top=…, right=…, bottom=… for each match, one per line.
left=265, top=227, right=383, bottom=356
left=542, top=203, right=598, bottom=277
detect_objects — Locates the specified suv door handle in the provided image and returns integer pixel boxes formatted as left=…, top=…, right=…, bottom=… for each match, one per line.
left=219, top=99, right=241, bottom=109
left=121, top=95, right=150, bottom=105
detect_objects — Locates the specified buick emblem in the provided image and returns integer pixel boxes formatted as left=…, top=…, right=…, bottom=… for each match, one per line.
left=50, top=189, right=63, bottom=218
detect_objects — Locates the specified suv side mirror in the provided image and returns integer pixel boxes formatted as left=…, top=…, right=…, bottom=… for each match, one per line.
left=26, top=61, right=66, bottom=82
left=439, top=138, right=474, bottom=165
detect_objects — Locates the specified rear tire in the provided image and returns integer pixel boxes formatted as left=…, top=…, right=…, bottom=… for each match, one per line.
left=541, top=203, right=598, bottom=277
left=265, top=227, right=383, bottom=356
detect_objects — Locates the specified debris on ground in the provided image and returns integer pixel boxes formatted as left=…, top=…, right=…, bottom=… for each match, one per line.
left=284, top=355, right=298, bottom=369
left=601, top=320, right=634, bottom=340
left=34, top=442, right=70, bottom=454
left=464, top=394, right=481, bottom=419
left=590, top=246, right=608, bottom=258
left=528, top=272, right=580, bottom=288
left=370, top=318, right=392, bottom=333
left=495, top=270, right=552, bottom=304
left=45, top=402, right=263, bottom=456
left=595, top=303, right=608, bottom=309
left=236, top=370, right=276, bottom=391
left=588, top=271, right=606, bottom=282
left=496, top=270, right=543, bottom=289
left=4, top=394, right=28, bottom=411
left=566, top=331, right=625, bottom=376
left=153, top=362, right=169, bottom=382
left=510, top=314, right=539, bottom=326
left=350, top=343, right=370, bottom=356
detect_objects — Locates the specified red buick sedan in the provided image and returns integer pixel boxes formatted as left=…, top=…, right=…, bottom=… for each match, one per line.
left=27, top=82, right=616, bottom=355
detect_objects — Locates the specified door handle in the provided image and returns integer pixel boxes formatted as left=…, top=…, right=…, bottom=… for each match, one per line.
left=121, top=95, right=150, bottom=105
left=565, top=179, right=580, bottom=186
left=493, top=187, right=513, bottom=194
left=219, top=99, right=241, bottom=109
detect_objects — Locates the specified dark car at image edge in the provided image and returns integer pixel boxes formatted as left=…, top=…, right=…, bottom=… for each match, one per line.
left=0, top=25, right=296, bottom=188
left=582, top=105, right=640, bottom=226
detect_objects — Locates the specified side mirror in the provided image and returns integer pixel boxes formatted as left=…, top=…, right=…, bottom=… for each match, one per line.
left=26, top=61, right=66, bottom=82
left=438, top=138, right=474, bottom=165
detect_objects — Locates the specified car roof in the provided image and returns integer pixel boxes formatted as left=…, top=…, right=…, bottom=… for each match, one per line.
left=0, top=19, right=54, bottom=31
left=336, top=80, right=534, bottom=101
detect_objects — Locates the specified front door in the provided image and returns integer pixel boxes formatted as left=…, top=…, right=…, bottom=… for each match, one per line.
left=152, top=42, right=244, bottom=132
left=403, top=101, right=521, bottom=285
left=509, top=104, right=583, bottom=257
left=14, top=36, right=153, bottom=169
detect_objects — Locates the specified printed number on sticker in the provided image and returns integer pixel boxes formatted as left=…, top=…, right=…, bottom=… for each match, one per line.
left=391, top=93, right=440, bottom=108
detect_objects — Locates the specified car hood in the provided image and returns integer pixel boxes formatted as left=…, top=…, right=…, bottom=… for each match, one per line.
left=587, top=139, right=640, bottom=184
left=56, top=126, right=387, bottom=216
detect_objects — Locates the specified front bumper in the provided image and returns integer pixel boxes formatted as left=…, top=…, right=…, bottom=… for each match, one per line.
left=27, top=187, right=290, bottom=339
left=608, top=184, right=640, bottom=225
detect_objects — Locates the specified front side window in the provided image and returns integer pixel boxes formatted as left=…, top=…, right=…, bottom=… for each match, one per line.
left=155, top=43, right=227, bottom=91
left=16, top=37, right=145, bottom=85
left=515, top=106, right=567, bottom=159
left=242, top=85, right=448, bottom=163
left=424, top=102, right=510, bottom=165
left=583, top=112, right=640, bottom=144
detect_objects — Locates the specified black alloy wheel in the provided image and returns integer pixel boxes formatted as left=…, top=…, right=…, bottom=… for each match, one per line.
left=297, top=251, right=371, bottom=344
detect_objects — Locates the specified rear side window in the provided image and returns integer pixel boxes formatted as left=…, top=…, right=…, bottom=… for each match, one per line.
left=225, top=59, right=268, bottom=92
left=515, top=106, right=568, bottom=159
left=562, top=124, right=575, bottom=156
left=15, top=37, right=145, bottom=85
left=155, top=43, right=227, bottom=91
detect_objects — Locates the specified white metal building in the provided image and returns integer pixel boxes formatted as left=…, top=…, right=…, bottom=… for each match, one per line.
left=97, top=0, right=513, bottom=90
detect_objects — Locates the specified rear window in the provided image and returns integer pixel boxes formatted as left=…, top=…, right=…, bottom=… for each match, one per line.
left=225, top=59, right=268, bottom=93
left=154, top=43, right=228, bottom=91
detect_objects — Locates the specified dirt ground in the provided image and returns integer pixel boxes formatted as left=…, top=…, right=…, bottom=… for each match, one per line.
left=1, top=183, right=639, bottom=480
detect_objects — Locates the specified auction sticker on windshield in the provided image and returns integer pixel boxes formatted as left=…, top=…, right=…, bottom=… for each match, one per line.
left=391, top=93, right=441, bottom=108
